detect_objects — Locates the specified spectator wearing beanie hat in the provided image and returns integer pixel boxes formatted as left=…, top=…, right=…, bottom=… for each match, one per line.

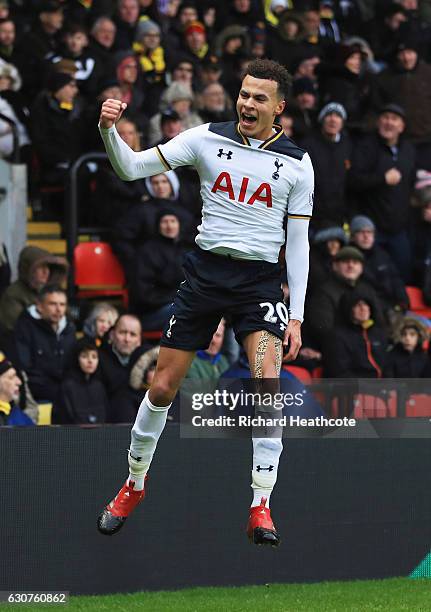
left=30, top=68, right=85, bottom=194
left=347, top=102, right=415, bottom=281
left=350, top=215, right=409, bottom=319
left=301, top=101, right=351, bottom=229
left=289, top=76, right=318, bottom=140
left=305, top=245, right=383, bottom=349
left=181, top=20, right=210, bottom=66
left=308, top=225, right=347, bottom=292
left=133, top=17, right=166, bottom=85
left=147, top=80, right=202, bottom=145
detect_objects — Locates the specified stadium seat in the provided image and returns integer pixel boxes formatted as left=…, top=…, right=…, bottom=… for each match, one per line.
left=282, top=365, right=312, bottom=384
left=353, top=394, right=391, bottom=418
left=74, top=242, right=129, bottom=308
left=405, top=394, right=431, bottom=417
left=405, top=286, right=431, bottom=319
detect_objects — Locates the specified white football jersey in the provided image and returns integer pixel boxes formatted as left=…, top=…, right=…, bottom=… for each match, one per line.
left=156, top=122, right=314, bottom=263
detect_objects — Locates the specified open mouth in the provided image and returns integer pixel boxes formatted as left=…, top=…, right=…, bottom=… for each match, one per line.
left=241, top=112, right=257, bottom=126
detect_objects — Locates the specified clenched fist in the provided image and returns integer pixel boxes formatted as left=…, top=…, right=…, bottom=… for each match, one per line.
left=99, top=98, right=127, bottom=129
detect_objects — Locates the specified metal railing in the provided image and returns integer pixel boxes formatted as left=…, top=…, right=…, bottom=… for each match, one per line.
left=66, top=152, right=108, bottom=293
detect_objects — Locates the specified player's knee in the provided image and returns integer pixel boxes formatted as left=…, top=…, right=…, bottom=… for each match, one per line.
left=149, top=377, right=177, bottom=406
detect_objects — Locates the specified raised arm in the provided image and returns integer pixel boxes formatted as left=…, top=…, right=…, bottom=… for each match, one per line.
left=99, top=98, right=202, bottom=181
left=99, top=99, right=166, bottom=181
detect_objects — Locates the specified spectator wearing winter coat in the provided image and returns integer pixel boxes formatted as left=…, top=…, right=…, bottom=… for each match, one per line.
left=15, top=0, right=64, bottom=98
left=318, top=43, right=371, bottom=133
left=114, top=170, right=194, bottom=279
left=350, top=215, right=409, bottom=318
left=372, top=38, right=431, bottom=154
left=147, top=81, right=202, bottom=145
left=14, top=285, right=76, bottom=408
left=0, top=352, right=33, bottom=427
left=87, top=16, right=117, bottom=77
left=305, top=246, right=383, bottom=349
left=132, top=17, right=166, bottom=116
left=308, top=225, right=348, bottom=293
left=30, top=69, right=85, bottom=188
left=56, top=339, right=109, bottom=424
left=384, top=317, right=431, bottom=378
left=98, top=314, right=151, bottom=422
left=0, top=60, right=30, bottom=160
left=347, top=104, right=416, bottom=281
left=132, top=210, right=189, bottom=331
left=301, top=102, right=352, bottom=229
left=0, top=245, right=68, bottom=333
left=48, top=22, right=104, bottom=99
left=113, top=0, right=140, bottom=52
left=324, top=290, right=388, bottom=378
left=265, top=10, right=308, bottom=72
left=288, top=76, right=318, bottom=142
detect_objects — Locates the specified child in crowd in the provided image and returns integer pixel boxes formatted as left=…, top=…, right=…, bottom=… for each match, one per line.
left=56, top=339, right=109, bottom=424
left=384, top=318, right=431, bottom=378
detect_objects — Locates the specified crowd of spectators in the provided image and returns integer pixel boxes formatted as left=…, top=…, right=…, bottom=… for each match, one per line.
left=1, top=0, right=431, bottom=425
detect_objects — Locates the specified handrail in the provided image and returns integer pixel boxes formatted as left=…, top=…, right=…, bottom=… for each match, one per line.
left=67, top=152, right=108, bottom=296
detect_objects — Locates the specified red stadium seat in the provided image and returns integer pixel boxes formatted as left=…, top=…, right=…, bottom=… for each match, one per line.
left=405, top=286, right=431, bottom=319
left=405, top=394, right=431, bottom=417
left=353, top=394, right=391, bottom=418
left=282, top=365, right=312, bottom=384
left=74, top=242, right=129, bottom=308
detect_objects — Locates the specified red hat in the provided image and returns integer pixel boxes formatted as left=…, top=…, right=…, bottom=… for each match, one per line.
left=184, top=21, right=205, bottom=37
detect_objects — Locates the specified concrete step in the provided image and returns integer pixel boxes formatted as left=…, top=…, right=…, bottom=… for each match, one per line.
left=26, top=238, right=67, bottom=256
left=27, top=222, right=62, bottom=239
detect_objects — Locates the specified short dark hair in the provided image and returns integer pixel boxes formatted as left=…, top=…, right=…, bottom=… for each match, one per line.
left=37, top=284, right=67, bottom=301
left=244, top=58, right=292, bottom=100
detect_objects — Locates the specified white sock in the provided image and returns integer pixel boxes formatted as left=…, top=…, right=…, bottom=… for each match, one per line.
left=127, top=390, right=171, bottom=490
left=251, top=437, right=283, bottom=508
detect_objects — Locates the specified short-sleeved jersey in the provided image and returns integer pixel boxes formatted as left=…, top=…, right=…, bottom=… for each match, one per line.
left=156, top=122, right=314, bottom=263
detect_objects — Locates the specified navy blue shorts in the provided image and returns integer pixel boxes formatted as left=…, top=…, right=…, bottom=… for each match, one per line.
left=160, top=248, right=287, bottom=351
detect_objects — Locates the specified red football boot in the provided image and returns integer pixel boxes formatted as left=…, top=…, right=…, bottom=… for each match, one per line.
left=97, top=477, right=148, bottom=536
left=247, top=497, right=280, bottom=546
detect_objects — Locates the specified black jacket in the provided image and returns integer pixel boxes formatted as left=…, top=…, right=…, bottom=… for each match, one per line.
left=301, top=130, right=352, bottom=228
left=347, top=132, right=416, bottom=234
left=14, top=308, right=76, bottom=403
left=98, top=344, right=149, bottom=423
left=325, top=291, right=388, bottom=378
left=132, top=235, right=188, bottom=314
left=30, top=91, right=85, bottom=184
left=305, top=272, right=383, bottom=348
left=114, top=199, right=195, bottom=280
left=384, top=344, right=431, bottom=378
left=57, top=368, right=109, bottom=424
left=356, top=244, right=409, bottom=311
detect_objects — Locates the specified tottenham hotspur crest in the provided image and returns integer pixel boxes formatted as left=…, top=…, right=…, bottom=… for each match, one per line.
left=272, top=158, right=283, bottom=180
left=166, top=315, right=176, bottom=338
